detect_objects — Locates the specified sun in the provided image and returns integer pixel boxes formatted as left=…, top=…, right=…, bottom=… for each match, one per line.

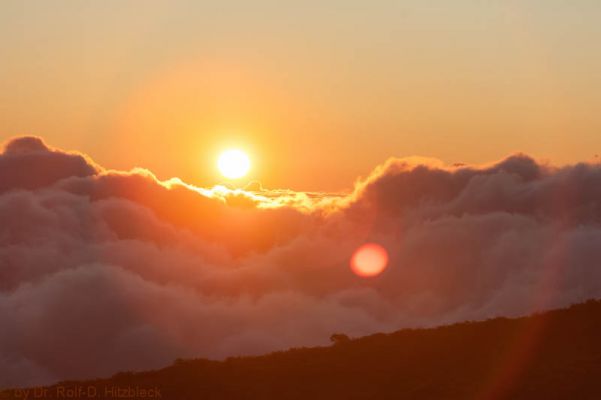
left=218, top=149, right=251, bottom=179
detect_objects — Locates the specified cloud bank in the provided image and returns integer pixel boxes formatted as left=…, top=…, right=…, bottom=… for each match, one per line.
left=1, top=136, right=601, bottom=387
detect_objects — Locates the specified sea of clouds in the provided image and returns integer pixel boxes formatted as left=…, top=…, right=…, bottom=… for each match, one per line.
left=1, top=136, right=601, bottom=387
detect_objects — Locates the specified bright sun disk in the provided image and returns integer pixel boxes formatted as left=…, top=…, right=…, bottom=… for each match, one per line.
left=218, top=149, right=251, bottom=179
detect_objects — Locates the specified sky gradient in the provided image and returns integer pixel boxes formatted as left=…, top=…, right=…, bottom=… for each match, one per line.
left=2, top=0, right=601, bottom=190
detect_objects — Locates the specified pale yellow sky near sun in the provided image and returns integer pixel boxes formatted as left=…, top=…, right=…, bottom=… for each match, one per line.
left=1, top=1, right=601, bottom=191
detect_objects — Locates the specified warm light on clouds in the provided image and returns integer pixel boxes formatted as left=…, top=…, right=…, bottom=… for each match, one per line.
left=3, top=136, right=601, bottom=388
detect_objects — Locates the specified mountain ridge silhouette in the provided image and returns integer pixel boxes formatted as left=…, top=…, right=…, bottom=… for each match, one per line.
left=3, top=299, right=601, bottom=399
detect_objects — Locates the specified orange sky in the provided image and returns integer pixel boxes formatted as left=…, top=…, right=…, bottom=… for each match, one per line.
left=1, top=1, right=601, bottom=190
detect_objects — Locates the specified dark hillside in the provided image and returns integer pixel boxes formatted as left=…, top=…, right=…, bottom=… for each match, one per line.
left=3, top=300, right=601, bottom=399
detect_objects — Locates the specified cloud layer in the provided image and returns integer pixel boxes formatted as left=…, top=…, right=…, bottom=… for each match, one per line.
left=1, top=136, right=601, bottom=387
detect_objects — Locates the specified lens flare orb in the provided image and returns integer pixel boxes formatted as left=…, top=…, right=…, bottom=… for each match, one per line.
left=350, top=243, right=389, bottom=277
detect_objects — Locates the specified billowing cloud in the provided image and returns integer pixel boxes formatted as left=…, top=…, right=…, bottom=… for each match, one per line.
left=1, top=136, right=601, bottom=388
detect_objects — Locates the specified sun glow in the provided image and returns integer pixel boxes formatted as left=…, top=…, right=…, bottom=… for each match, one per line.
left=218, top=149, right=251, bottom=179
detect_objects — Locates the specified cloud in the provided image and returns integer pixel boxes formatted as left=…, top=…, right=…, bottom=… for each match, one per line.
left=0, top=136, right=99, bottom=194
left=1, top=136, right=601, bottom=387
